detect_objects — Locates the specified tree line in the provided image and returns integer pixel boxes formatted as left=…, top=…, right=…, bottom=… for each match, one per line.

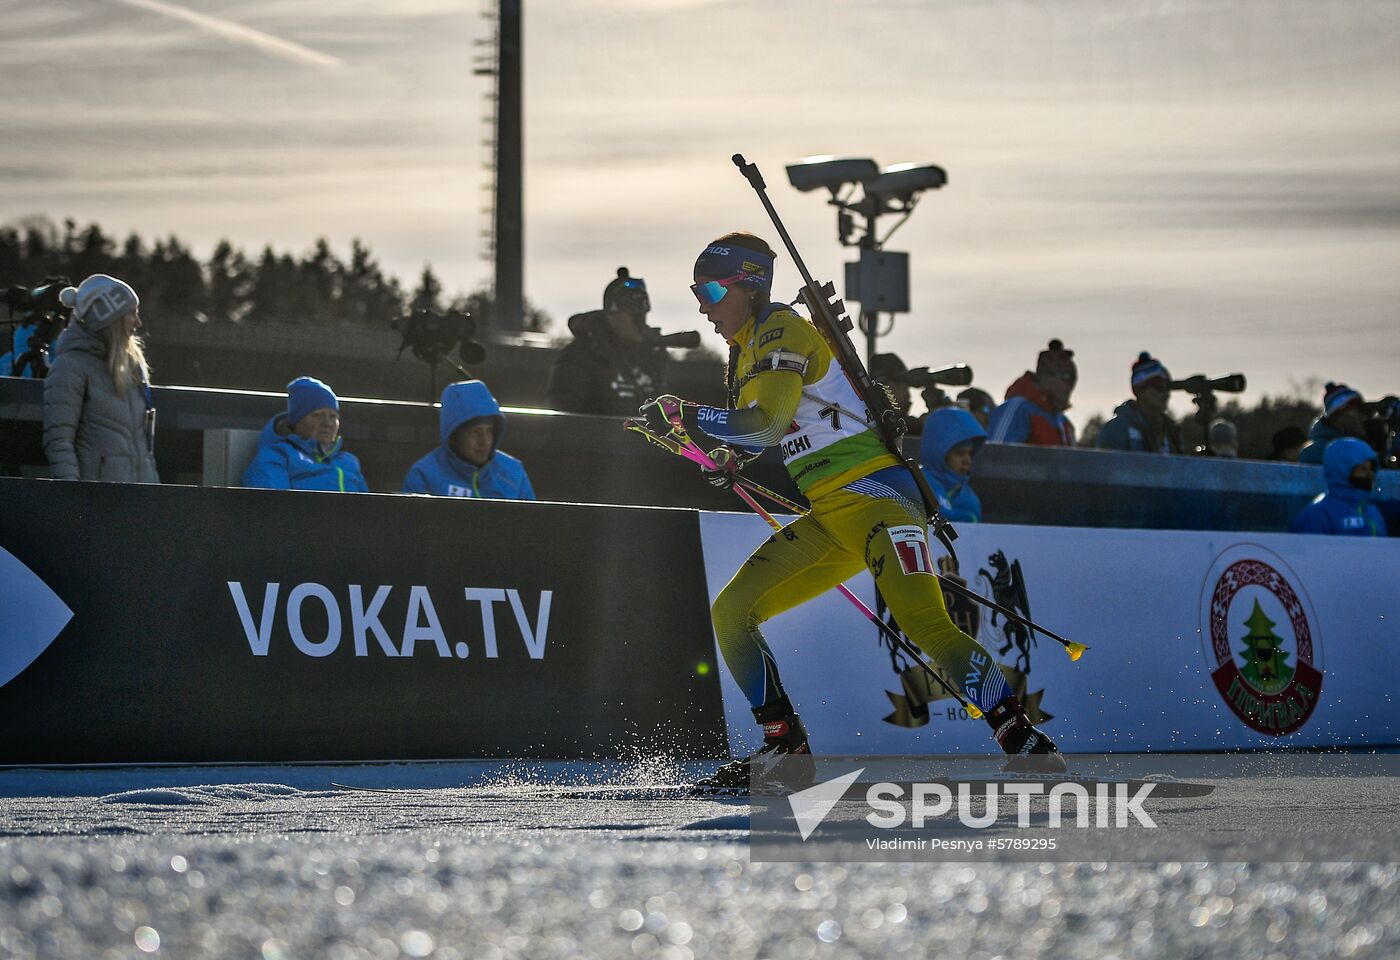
left=0, top=216, right=551, bottom=334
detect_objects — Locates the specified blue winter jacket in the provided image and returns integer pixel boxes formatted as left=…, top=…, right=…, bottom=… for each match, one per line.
left=1096, top=400, right=1182, bottom=454
left=402, top=380, right=536, bottom=500
left=241, top=415, right=369, bottom=493
left=1289, top=438, right=1386, bottom=536
left=920, top=407, right=987, bottom=523
left=1297, top=417, right=1350, bottom=465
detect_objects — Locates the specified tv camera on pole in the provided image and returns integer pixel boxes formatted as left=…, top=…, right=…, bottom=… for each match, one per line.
left=785, top=156, right=946, bottom=366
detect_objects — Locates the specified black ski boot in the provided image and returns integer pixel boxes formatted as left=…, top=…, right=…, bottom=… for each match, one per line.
left=697, top=697, right=813, bottom=792
left=985, top=694, right=1067, bottom=773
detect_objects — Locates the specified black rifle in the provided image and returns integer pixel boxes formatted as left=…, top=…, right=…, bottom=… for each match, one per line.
left=731, top=154, right=958, bottom=556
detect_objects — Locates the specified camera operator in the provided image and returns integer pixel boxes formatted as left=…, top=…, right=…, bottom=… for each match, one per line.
left=548, top=267, right=675, bottom=417
left=1299, top=382, right=1368, bottom=465
left=987, top=339, right=1077, bottom=447
left=42, top=275, right=159, bottom=483
left=2, top=277, right=71, bottom=378
left=1096, top=352, right=1183, bottom=455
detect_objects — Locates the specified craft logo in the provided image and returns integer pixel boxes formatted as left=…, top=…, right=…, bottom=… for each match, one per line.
left=1199, top=545, right=1322, bottom=736
left=878, top=550, right=1051, bottom=729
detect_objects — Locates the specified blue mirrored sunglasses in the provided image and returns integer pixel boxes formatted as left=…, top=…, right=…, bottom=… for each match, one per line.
left=690, top=273, right=747, bottom=307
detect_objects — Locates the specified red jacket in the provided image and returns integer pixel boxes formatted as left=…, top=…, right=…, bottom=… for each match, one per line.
left=987, top=373, right=1076, bottom=447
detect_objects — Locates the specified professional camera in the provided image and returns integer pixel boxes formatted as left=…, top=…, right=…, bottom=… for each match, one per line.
left=641, top=327, right=701, bottom=350
left=1362, top=395, right=1399, bottom=464
left=889, top=363, right=974, bottom=389
left=1171, top=373, right=1246, bottom=426
left=3, top=276, right=73, bottom=377
left=1363, top=395, right=1399, bottom=424
left=392, top=308, right=485, bottom=368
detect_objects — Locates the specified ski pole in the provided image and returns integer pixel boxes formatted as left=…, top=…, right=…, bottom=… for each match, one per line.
left=623, top=419, right=808, bottom=513
left=938, top=577, right=1086, bottom=661
left=654, top=413, right=986, bottom=720
left=625, top=418, right=1088, bottom=662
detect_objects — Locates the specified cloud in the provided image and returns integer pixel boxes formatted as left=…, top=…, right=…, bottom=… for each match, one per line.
left=110, top=0, right=343, bottom=69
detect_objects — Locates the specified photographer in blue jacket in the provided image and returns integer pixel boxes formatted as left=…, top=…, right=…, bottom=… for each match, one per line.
left=403, top=380, right=536, bottom=500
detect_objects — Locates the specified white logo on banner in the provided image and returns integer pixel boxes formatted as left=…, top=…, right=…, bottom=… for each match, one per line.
left=226, top=582, right=552, bottom=660
left=0, top=546, right=74, bottom=688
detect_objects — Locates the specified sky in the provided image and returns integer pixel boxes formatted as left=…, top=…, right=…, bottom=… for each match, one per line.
left=2, top=0, right=1399, bottom=422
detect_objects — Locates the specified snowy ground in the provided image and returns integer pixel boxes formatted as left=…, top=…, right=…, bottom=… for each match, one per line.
left=1, top=760, right=1398, bottom=959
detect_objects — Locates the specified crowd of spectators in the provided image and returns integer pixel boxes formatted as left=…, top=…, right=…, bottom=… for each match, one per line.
left=870, top=338, right=1395, bottom=538
left=16, top=271, right=1396, bottom=537
left=31, top=272, right=537, bottom=504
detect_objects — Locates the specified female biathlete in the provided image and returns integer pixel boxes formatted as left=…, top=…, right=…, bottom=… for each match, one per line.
left=640, top=232, right=1065, bottom=788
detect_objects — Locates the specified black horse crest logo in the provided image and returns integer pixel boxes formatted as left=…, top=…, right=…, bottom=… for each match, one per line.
left=877, top=551, right=1051, bottom=727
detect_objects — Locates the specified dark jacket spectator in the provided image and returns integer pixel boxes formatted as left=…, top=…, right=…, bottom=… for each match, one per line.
left=1298, top=382, right=1366, bottom=465
left=403, top=380, right=535, bottom=500
left=988, top=339, right=1077, bottom=446
left=1205, top=419, right=1240, bottom=458
left=547, top=268, right=668, bottom=416
left=242, top=377, right=368, bottom=492
left=41, top=274, right=159, bottom=483
left=1096, top=352, right=1182, bottom=454
left=957, top=387, right=995, bottom=430
left=1290, top=438, right=1386, bottom=536
left=1268, top=425, right=1307, bottom=462
left=920, top=406, right=987, bottom=523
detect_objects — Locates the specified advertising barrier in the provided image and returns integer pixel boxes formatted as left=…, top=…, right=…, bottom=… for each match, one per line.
left=4, top=477, right=1394, bottom=766
left=0, top=479, right=726, bottom=763
left=699, top=512, right=1400, bottom=756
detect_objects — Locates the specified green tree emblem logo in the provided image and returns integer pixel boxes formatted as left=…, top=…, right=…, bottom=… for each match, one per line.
left=1238, top=599, right=1294, bottom=695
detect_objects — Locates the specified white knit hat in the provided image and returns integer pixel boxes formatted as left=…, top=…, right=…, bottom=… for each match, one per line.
left=59, top=274, right=140, bottom=332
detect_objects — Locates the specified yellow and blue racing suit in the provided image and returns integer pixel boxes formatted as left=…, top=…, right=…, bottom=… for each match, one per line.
left=693, top=306, right=1010, bottom=714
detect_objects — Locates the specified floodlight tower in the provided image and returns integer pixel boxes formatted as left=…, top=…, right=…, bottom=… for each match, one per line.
left=785, top=156, right=946, bottom=365
left=475, top=0, right=523, bottom=334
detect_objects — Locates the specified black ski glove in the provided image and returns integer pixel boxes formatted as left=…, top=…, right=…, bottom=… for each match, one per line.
left=703, top=446, right=743, bottom=491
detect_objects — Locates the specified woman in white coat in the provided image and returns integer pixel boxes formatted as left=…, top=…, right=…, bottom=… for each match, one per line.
left=42, top=274, right=159, bottom=483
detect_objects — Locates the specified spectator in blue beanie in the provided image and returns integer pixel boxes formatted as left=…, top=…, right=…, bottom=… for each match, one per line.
left=402, top=380, right=535, bottom=500
left=920, top=406, right=987, bottom=523
left=1289, top=437, right=1386, bottom=536
left=1097, top=352, right=1183, bottom=454
left=1298, top=382, right=1366, bottom=465
left=242, top=376, right=368, bottom=492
